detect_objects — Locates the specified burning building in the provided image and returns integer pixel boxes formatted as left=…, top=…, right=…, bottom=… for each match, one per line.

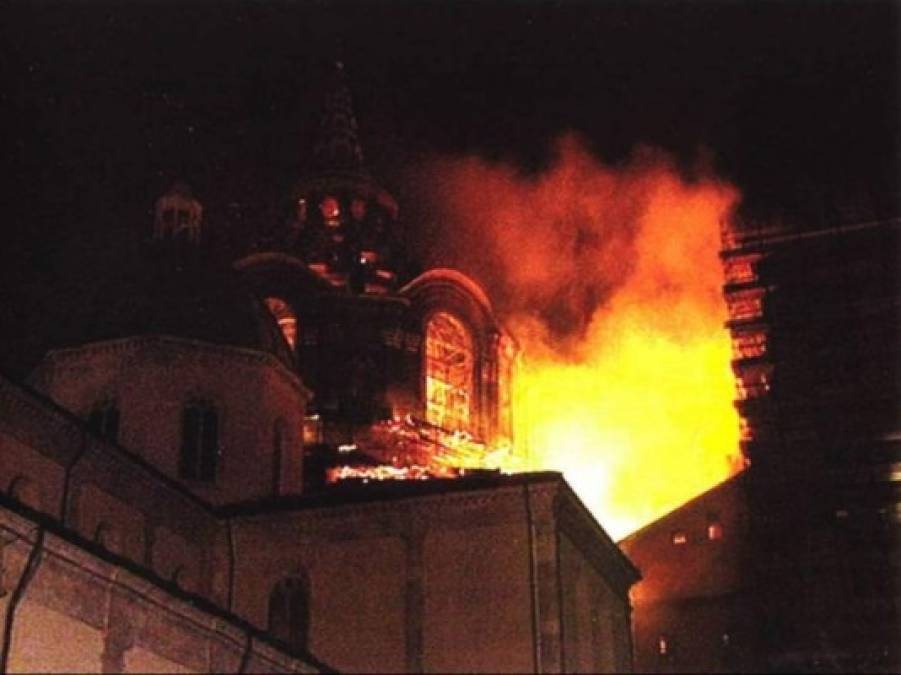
left=0, top=64, right=639, bottom=672
left=622, top=210, right=900, bottom=672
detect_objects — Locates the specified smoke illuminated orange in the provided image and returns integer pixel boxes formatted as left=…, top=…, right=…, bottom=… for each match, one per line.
left=409, top=135, right=744, bottom=540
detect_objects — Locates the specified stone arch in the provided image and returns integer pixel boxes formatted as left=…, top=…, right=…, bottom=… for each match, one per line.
left=7, top=475, right=42, bottom=511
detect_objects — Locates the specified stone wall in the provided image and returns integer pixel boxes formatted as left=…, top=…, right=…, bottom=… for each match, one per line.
left=0, top=505, right=321, bottom=674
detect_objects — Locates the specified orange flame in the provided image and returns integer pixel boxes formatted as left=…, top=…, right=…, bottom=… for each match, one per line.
left=408, top=135, right=744, bottom=540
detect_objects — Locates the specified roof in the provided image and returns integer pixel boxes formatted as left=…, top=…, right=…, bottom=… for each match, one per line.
left=71, top=245, right=294, bottom=368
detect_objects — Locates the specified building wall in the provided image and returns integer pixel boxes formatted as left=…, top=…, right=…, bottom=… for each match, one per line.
left=620, top=475, right=753, bottom=673
left=0, top=506, right=319, bottom=674
left=0, top=375, right=223, bottom=603
left=229, top=480, right=636, bottom=674
left=1, top=372, right=636, bottom=674
left=28, top=336, right=308, bottom=505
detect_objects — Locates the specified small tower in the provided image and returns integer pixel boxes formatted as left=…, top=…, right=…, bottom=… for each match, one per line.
left=154, top=182, right=203, bottom=245
left=290, top=63, right=401, bottom=294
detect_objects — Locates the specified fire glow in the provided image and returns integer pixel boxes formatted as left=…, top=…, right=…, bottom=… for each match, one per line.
left=409, top=135, right=744, bottom=540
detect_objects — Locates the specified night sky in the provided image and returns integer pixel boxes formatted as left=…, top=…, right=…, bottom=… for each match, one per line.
left=1, top=0, right=898, bottom=371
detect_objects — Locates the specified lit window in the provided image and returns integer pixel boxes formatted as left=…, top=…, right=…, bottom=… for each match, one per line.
left=425, top=312, right=474, bottom=433
left=269, top=576, right=310, bottom=654
left=319, top=196, right=340, bottom=224
left=658, top=635, right=669, bottom=656
left=303, top=414, right=322, bottom=445
left=672, top=531, right=687, bottom=545
left=265, top=297, right=299, bottom=350
left=87, top=400, right=120, bottom=443
left=707, top=515, right=723, bottom=540
left=296, top=198, right=307, bottom=223
left=179, top=403, right=219, bottom=482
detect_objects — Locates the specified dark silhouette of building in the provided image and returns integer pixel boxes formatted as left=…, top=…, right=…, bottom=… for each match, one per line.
left=623, top=212, right=900, bottom=672
left=0, top=64, right=638, bottom=673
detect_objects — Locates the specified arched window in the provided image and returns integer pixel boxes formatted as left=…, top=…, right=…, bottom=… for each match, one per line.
left=87, top=399, right=120, bottom=443
left=265, top=297, right=299, bottom=350
left=93, top=522, right=121, bottom=554
left=179, top=402, right=219, bottom=482
left=7, top=475, right=42, bottom=511
left=268, top=576, right=310, bottom=653
left=425, top=312, right=474, bottom=432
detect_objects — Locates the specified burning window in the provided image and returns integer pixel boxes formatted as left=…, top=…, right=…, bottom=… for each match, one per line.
left=726, top=288, right=765, bottom=322
left=425, top=312, right=474, bottom=433
left=179, top=403, right=219, bottom=482
left=723, top=253, right=761, bottom=285
left=731, top=330, right=767, bottom=360
left=671, top=531, right=687, bottom=545
left=265, top=297, right=299, bottom=350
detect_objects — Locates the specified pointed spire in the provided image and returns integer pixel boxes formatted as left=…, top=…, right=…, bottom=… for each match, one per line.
left=313, top=61, right=365, bottom=172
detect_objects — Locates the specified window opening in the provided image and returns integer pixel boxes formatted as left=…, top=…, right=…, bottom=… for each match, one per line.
left=269, top=576, right=310, bottom=653
left=425, top=312, right=474, bottom=433
left=707, top=517, right=724, bottom=541
left=87, top=400, right=120, bottom=443
left=265, top=297, right=298, bottom=350
left=179, top=403, right=219, bottom=481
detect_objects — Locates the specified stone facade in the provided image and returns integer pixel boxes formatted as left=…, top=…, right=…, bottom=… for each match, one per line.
left=0, top=371, right=638, bottom=673
left=0, top=63, right=640, bottom=673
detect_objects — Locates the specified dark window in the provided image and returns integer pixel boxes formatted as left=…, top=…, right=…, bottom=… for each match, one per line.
left=272, top=419, right=285, bottom=495
left=269, top=576, right=310, bottom=653
left=179, top=403, right=219, bottom=481
left=87, top=401, right=120, bottom=443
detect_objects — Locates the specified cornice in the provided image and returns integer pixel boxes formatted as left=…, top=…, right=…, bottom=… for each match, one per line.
left=42, top=335, right=312, bottom=402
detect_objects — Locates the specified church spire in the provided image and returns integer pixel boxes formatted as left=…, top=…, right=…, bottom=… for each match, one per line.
left=312, top=61, right=365, bottom=172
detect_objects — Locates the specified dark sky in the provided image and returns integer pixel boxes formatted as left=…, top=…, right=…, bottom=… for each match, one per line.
left=0, top=0, right=898, bottom=369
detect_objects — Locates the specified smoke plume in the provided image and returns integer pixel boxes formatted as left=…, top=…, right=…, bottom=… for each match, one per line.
left=405, top=134, right=743, bottom=539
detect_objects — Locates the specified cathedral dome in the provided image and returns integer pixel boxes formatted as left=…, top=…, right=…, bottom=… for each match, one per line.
left=76, top=249, right=294, bottom=367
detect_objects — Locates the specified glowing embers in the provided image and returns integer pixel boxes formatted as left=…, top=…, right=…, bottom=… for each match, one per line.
left=731, top=329, right=768, bottom=361
left=356, top=416, right=519, bottom=474
left=722, top=252, right=762, bottom=286
left=425, top=312, right=474, bottom=433
left=327, top=464, right=445, bottom=483
left=265, top=297, right=298, bottom=349
left=725, top=287, right=765, bottom=323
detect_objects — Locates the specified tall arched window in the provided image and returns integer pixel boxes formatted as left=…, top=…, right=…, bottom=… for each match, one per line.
left=7, top=475, right=42, bottom=511
left=268, top=576, right=310, bottom=653
left=87, top=399, right=120, bottom=443
left=425, top=312, right=474, bottom=433
left=179, top=402, right=219, bottom=482
left=265, top=297, right=299, bottom=350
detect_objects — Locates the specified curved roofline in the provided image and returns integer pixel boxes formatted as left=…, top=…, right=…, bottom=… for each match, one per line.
left=233, top=251, right=309, bottom=272
left=399, top=268, right=498, bottom=323
left=233, top=252, right=338, bottom=293
left=42, top=335, right=313, bottom=402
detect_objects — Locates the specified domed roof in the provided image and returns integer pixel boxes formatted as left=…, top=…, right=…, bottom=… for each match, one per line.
left=75, top=247, right=294, bottom=368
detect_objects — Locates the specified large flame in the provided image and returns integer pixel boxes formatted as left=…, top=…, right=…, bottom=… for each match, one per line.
left=408, top=135, right=743, bottom=540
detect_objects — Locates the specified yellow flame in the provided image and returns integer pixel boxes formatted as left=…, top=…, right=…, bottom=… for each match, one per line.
left=510, top=170, right=743, bottom=541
